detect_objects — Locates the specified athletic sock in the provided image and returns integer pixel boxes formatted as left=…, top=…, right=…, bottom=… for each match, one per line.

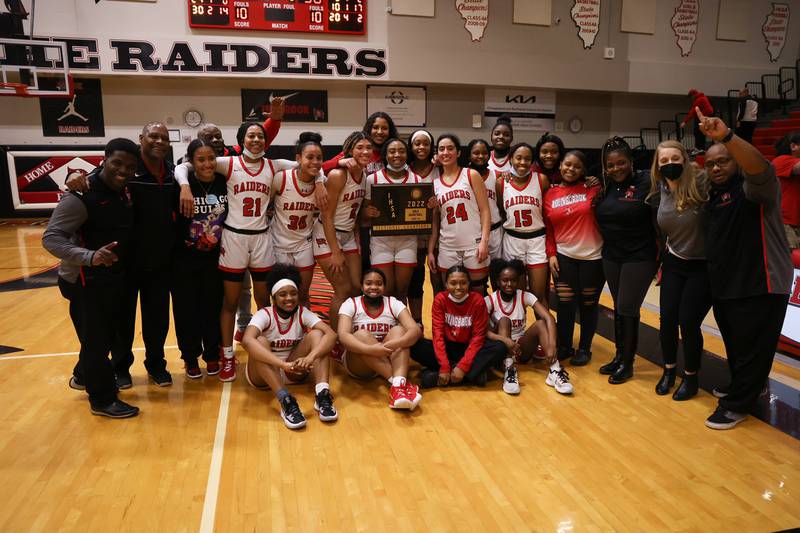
left=391, top=376, right=406, bottom=387
left=276, top=388, right=290, bottom=402
left=549, top=360, right=561, bottom=372
left=222, top=346, right=234, bottom=359
left=315, top=382, right=330, bottom=394
left=504, top=357, right=514, bottom=369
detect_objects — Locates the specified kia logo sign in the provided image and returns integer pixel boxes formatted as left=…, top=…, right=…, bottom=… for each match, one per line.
left=505, top=95, right=536, bottom=104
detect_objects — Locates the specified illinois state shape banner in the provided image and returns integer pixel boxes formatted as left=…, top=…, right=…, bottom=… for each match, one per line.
left=671, top=0, right=698, bottom=57
left=571, top=0, right=601, bottom=49
left=456, top=0, right=489, bottom=41
left=762, top=3, right=790, bottom=62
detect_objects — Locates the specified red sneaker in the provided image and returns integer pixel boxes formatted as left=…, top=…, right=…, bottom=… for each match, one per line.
left=330, top=342, right=345, bottom=364
left=219, top=357, right=237, bottom=382
left=533, top=345, right=547, bottom=360
left=233, top=328, right=244, bottom=343
left=389, top=383, right=413, bottom=410
left=206, top=360, right=221, bottom=376
left=405, top=382, right=422, bottom=410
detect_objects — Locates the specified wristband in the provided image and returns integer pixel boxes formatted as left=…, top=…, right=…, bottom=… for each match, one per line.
left=721, top=129, right=735, bottom=143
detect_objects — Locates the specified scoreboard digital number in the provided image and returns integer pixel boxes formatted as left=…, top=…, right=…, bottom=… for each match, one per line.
left=188, top=0, right=366, bottom=35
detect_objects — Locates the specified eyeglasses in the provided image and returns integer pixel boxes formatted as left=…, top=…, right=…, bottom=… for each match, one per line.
left=704, top=157, right=732, bottom=170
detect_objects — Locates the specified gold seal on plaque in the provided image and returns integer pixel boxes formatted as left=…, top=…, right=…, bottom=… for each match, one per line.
left=411, top=187, right=423, bottom=200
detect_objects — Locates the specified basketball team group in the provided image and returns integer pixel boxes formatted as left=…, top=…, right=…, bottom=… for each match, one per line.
left=42, top=97, right=793, bottom=431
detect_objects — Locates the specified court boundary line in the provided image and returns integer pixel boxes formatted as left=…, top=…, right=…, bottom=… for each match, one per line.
left=199, top=381, right=231, bottom=533
left=0, top=345, right=179, bottom=361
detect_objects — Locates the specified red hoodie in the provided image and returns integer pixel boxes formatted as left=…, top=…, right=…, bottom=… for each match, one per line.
left=684, top=90, right=713, bottom=123
left=432, top=291, right=488, bottom=373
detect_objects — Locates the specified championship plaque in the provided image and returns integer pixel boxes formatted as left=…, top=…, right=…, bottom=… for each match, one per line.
left=370, top=183, right=434, bottom=236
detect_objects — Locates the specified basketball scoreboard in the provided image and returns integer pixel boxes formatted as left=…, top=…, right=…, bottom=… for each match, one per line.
left=188, top=0, right=366, bottom=35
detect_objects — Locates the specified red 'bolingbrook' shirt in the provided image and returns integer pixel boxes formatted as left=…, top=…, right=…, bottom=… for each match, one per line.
left=773, top=154, right=800, bottom=227
left=543, top=181, right=603, bottom=260
left=431, top=291, right=488, bottom=373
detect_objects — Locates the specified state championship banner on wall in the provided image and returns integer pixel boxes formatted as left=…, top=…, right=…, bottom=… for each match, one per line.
left=6, top=150, right=103, bottom=210
left=241, top=89, right=328, bottom=122
left=484, top=88, right=556, bottom=131
left=39, top=78, right=105, bottom=137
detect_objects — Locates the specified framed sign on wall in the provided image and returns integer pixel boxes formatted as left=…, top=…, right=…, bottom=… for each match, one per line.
left=366, top=85, right=426, bottom=128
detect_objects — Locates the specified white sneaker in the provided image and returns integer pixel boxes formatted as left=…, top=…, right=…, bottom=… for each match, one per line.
left=546, top=368, right=574, bottom=395
left=503, top=365, right=520, bottom=395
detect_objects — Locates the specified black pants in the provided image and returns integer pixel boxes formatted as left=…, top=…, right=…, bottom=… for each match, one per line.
left=692, top=120, right=706, bottom=150
left=713, top=293, right=788, bottom=413
left=80, top=281, right=128, bottom=408
left=603, top=259, right=658, bottom=318
left=554, top=254, right=604, bottom=351
left=119, top=266, right=171, bottom=374
left=411, top=338, right=506, bottom=383
left=736, top=122, right=756, bottom=144
left=59, top=276, right=127, bottom=380
left=360, top=226, right=371, bottom=273
left=172, top=261, right=223, bottom=363
left=407, top=249, right=427, bottom=301
left=659, top=253, right=712, bottom=372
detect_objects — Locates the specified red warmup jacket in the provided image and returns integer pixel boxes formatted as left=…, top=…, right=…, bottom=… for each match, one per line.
left=431, top=291, right=488, bottom=374
left=773, top=154, right=800, bottom=226
left=684, top=90, right=713, bottom=123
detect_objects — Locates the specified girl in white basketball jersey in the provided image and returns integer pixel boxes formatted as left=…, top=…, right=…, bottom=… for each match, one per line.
left=314, top=131, right=372, bottom=336
left=407, top=129, right=442, bottom=324
left=176, top=121, right=298, bottom=382
left=488, top=115, right=514, bottom=173
left=485, top=259, right=572, bottom=394
left=467, top=139, right=505, bottom=261
left=241, top=265, right=338, bottom=430
left=496, top=142, right=551, bottom=306
left=363, top=138, right=420, bottom=303
left=269, top=132, right=324, bottom=305
left=338, top=269, right=423, bottom=410
left=428, top=134, right=492, bottom=292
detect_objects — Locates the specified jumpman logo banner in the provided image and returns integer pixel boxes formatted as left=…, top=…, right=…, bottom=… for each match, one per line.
left=39, top=78, right=105, bottom=137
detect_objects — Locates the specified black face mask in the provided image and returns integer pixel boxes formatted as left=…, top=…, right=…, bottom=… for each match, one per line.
left=660, top=163, right=684, bottom=181
left=470, top=161, right=489, bottom=174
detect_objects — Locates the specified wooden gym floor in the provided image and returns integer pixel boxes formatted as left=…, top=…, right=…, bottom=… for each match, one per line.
left=1, top=220, right=799, bottom=532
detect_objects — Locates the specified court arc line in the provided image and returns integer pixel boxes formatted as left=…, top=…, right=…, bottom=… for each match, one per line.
left=0, top=345, right=180, bottom=361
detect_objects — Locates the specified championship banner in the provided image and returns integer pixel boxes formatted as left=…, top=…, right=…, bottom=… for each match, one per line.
left=39, top=78, right=105, bottom=137
left=241, top=89, right=328, bottom=122
left=484, top=88, right=556, bottom=132
left=6, top=150, right=103, bottom=210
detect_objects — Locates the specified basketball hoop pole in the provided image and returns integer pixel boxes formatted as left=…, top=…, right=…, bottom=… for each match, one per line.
left=29, top=0, right=36, bottom=38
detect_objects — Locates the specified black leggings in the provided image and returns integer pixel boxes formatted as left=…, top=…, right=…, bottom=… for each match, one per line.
left=659, top=253, right=712, bottom=372
left=172, top=262, right=223, bottom=363
left=411, top=338, right=506, bottom=383
left=602, top=259, right=658, bottom=317
left=554, top=254, right=604, bottom=351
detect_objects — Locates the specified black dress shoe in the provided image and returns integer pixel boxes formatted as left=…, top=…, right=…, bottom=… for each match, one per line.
left=673, top=374, right=699, bottom=401
left=149, top=368, right=173, bottom=387
left=655, top=367, right=676, bottom=395
left=599, top=354, right=621, bottom=375
left=91, top=400, right=140, bottom=418
left=557, top=346, right=575, bottom=361
left=570, top=349, right=592, bottom=366
left=69, top=375, right=86, bottom=391
left=608, top=362, right=633, bottom=384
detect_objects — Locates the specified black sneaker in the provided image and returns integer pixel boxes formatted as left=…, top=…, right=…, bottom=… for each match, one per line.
left=115, top=373, right=133, bottom=390
left=91, top=400, right=140, bottom=419
left=420, top=369, right=439, bottom=389
left=705, top=406, right=747, bottom=430
left=557, top=346, right=575, bottom=361
left=570, top=349, right=592, bottom=366
left=279, top=395, right=307, bottom=429
left=69, top=375, right=86, bottom=391
left=149, top=368, right=173, bottom=387
left=472, top=369, right=488, bottom=387
left=712, top=383, right=729, bottom=398
left=314, top=389, right=338, bottom=422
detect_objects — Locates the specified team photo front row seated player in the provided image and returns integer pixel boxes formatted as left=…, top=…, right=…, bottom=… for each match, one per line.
left=337, top=268, right=423, bottom=410
left=241, top=265, right=338, bottom=430
left=485, top=259, right=569, bottom=395
left=411, top=266, right=507, bottom=390
left=43, top=139, right=142, bottom=418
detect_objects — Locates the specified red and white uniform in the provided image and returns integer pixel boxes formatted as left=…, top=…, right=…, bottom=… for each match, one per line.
left=482, top=168, right=505, bottom=259
left=501, top=172, right=547, bottom=268
left=488, top=151, right=512, bottom=173
left=217, top=156, right=294, bottom=273
left=270, top=170, right=318, bottom=270
left=544, top=182, right=603, bottom=261
left=434, top=167, right=487, bottom=272
left=485, top=289, right=537, bottom=341
left=414, top=164, right=440, bottom=249
left=248, top=305, right=321, bottom=360
left=313, top=170, right=366, bottom=258
left=339, top=295, right=407, bottom=342
left=367, top=168, right=421, bottom=268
